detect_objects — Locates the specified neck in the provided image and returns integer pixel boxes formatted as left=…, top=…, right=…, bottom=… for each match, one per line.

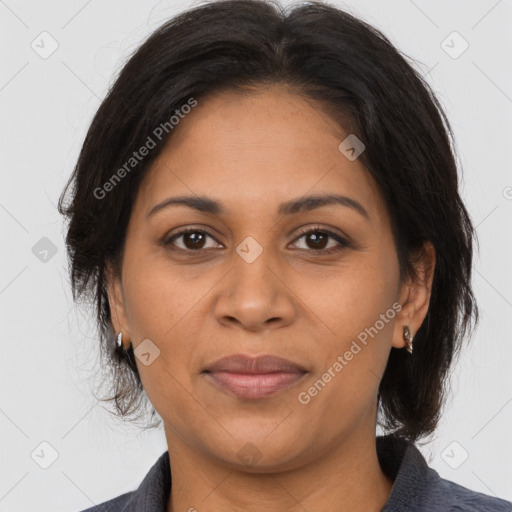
left=164, top=422, right=394, bottom=512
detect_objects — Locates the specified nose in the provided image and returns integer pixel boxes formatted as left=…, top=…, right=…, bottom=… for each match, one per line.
left=213, top=245, right=296, bottom=333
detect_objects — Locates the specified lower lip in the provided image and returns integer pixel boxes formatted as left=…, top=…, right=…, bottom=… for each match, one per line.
left=204, top=371, right=307, bottom=399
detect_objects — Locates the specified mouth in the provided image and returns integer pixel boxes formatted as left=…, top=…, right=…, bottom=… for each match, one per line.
left=202, top=354, right=309, bottom=399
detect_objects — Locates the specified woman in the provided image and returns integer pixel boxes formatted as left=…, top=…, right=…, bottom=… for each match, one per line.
left=58, top=0, right=512, bottom=510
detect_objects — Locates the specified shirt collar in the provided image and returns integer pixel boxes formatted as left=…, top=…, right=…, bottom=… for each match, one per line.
left=377, top=434, right=437, bottom=511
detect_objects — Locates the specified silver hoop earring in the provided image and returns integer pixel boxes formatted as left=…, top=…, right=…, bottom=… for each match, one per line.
left=117, top=332, right=123, bottom=348
left=403, top=325, right=413, bottom=354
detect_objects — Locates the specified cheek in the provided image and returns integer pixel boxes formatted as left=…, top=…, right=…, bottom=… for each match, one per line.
left=119, top=252, right=203, bottom=397
left=297, top=314, right=394, bottom=434
left=297, top=250, right=399, bottom=340
left=121, top=243, right=205, bottom=341
left=298, top=254, right=398, bottom=412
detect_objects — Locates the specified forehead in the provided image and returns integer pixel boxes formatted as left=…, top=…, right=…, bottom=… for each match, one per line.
left=134, top=85, right=387, bottom=224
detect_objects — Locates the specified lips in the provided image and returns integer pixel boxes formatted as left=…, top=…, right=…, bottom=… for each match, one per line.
left=203, top=354, right=308, bottom=399
left=204, top=354, right=307, bottom=374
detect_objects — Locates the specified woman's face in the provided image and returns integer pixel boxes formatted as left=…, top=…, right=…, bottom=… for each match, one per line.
left=108, top=85, right=432, bottom=470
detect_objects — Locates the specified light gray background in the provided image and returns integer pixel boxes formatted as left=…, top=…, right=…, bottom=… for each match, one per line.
left=1, top=0, right=511, bottom=510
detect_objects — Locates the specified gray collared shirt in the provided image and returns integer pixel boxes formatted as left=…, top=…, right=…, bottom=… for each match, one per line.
left=79, top=434, right=512, bottom=511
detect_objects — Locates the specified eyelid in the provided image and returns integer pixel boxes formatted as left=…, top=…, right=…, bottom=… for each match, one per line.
left=292, top=224, right=349, bottom=242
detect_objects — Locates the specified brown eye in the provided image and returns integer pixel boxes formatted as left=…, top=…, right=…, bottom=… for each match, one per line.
left=304, top=231, right=329, bottom=250
left=163, top=226, right=349, bottom=255
left=164, top=229, right=221, bottom=251
left=291, top=227, right=349, bottom=254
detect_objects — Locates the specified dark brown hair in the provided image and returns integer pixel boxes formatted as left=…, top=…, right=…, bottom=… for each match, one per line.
left=58, top=0, right=478, bottom=441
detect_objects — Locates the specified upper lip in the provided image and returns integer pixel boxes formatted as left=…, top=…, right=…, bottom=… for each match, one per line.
left=203, top=354, right=308, bottom=374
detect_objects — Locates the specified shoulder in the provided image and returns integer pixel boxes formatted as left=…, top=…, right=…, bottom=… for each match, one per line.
left=74, top=450, right=171, bottom=512
left=378, top=434, right=511, bottom=512
left=76, top=490, right=135, bottom=512
left=427, top=474, right=512, bottom=511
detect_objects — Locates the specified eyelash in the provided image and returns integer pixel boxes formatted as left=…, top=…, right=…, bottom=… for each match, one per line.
left=163, top=225, right=350, bottom=255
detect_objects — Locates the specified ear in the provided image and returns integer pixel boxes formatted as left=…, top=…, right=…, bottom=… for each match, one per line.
left=392, top=241, right=436, bottom=350
left=105, top=262, right=131, bottom=346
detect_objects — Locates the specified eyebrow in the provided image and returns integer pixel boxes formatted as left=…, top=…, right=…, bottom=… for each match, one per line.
left=146, top=193, right=370, bottom=220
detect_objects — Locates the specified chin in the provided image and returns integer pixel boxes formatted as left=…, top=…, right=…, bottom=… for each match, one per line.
left=203, top=427, right=313, bottom=473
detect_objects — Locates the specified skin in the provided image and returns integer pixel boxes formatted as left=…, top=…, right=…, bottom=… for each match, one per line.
left=107, top=84, right=435, bottom=512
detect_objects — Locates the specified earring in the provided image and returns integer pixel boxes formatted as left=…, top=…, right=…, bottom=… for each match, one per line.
left=117, top=332, right=123, bottom=349
left=403, top=326, right=413, bottom=354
